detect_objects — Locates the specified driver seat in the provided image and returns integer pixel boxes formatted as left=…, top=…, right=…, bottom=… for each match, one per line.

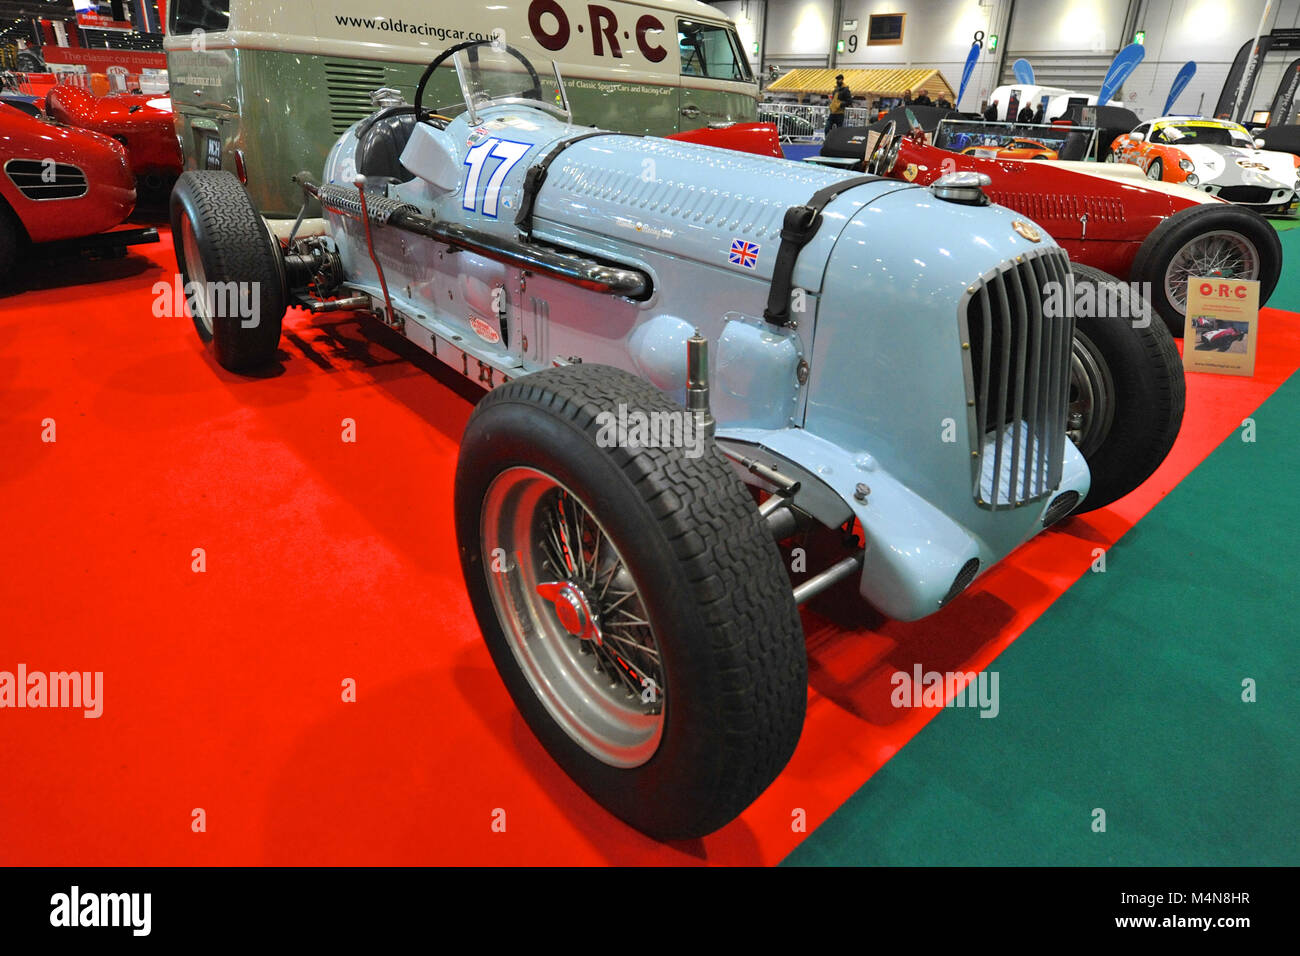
left=355, top=108, right=422, bottom=183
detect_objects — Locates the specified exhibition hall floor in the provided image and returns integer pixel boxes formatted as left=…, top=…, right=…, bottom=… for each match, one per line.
left=1, top=225, right=1297, bottom=866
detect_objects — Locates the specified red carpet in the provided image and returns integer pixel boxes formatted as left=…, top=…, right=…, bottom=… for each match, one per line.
left=2, top=231, right=1298, bottom=865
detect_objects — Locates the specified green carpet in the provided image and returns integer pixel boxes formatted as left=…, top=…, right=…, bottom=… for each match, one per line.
left=784, top=372, right=1300, bottom=867
left=1272, top=223, right=1300, bottom=313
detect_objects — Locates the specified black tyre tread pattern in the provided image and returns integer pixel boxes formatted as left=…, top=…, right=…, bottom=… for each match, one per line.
left=467, top=365, right=806, bottom=838
left=1129, top=202, right=1283, bottom=337
left=169, top=170, right=285, bottom=371
left=1071, top=263, right=1185, bottom=513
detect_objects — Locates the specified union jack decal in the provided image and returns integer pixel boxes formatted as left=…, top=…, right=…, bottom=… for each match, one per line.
left=729, top=238, right=760, bottom=269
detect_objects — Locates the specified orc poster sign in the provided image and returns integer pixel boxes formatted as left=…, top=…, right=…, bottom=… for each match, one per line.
left=1184, top=278, right=1259, bottom=376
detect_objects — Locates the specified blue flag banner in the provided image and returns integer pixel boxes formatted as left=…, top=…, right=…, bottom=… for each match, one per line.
left=1099, top=43, right=1147, bottom=107
left=1164, top=61, right=1197, bottom=115
left=1013, top=58, right=1035, bottom=84
left=958, top=38, right=983, bottom=107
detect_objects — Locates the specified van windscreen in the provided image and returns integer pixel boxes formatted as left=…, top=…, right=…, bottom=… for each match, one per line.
left=678, top=20, right=752, bottom=83
left=170, top=0, right=231, bottom=35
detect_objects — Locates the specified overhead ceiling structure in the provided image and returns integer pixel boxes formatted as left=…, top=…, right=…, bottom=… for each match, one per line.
left=768, top=68, right=955, bottom=101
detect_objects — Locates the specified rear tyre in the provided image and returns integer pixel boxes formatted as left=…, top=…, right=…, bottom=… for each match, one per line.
left=169, top=171, right=287, bottom=373
left=455, top=365, right=807, bottom=840
left=1067, top=264, right=1185, bottom=513
left=1129, top=203, right=1281, bottom=337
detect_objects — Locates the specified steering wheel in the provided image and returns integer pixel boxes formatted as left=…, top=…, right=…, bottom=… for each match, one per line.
left=868, top=121, right=901, bottom=175
left=413, top=39, right=544, bottom=124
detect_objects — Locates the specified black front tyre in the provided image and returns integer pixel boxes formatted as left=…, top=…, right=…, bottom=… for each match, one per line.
left=1067, top=264, right=1186, bottom=513
left=1129, top=203, right=1282, bottom=337
left=169, top=171, right=287, bottom=373
left=455, top=365, right=807, bottom=841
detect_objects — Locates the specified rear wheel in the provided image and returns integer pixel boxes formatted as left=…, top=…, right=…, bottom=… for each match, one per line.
left=1067, top=264, right=1185, bottom=513
left=1129, top=203, right=1281, bottom=337
left=455, top=365, right=807, bottom=840
left=169, top=171, right=287, bottom=372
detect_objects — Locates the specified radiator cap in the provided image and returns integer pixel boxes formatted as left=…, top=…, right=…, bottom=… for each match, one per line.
left=931, top=171, right=992, bottom=206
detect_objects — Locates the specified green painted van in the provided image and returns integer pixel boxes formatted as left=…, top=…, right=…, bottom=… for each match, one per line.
left=164, top=0, right=758, bottom=216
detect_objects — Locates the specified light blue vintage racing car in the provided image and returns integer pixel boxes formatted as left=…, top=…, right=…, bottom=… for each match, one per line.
left=170, top=41, right=1183, bottom=841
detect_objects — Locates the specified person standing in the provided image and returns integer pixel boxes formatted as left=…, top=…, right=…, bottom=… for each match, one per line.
left=912, top=88, right=933, bottom=106
left=825, top=74, right=851, bottom=134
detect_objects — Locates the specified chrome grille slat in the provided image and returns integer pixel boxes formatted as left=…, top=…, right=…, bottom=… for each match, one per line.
left=1050, top=256, right=1076, bottom=489
left=990, top=273, right=1012, bottom=511
left=976, top=284, right=993, bottom=437
left=963, top=247, right=1073, bottom=510
left=1027, top=256, right=1052, bottom=494
left=1005, top=263, right=1030, bottom=503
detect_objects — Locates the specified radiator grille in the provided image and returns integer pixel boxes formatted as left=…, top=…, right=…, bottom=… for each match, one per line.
left=962, top=248, right=1074, bottom=510
left=4, top=159, right=88, bottom=200
left=1215, top=185, right=1276, bottom=204
left=325, top=61, right=388, bottom=135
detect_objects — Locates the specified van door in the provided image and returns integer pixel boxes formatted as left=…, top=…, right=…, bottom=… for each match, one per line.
left=166, top=0, right=239, bottom=174
left=674, top=17, right=756, bottom=132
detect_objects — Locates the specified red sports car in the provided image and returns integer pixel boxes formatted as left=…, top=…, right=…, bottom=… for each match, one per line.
left=668, top=122, right=783, bottom=158
left=673, top=121, right=1283, bottom=335
left=872, top=127, right=1283, bottom=335
left=0, top=101, right=156, bottom=278
left=44, top=86, right=183, bottom=188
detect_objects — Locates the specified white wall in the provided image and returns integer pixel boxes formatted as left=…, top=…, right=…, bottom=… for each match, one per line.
left=763, top=0, right=837, bottom=63
left=1008, top=0, right=1130, bottom=53
left=1129, top=0, right=1300, bottom=119
left=714, top=0, right=1300, bottom=119
left=742, top=0, right=1014, bottom=107
left=833, top=0, right=1013, bottom=107
left=711, top=0, right=767, bottom=71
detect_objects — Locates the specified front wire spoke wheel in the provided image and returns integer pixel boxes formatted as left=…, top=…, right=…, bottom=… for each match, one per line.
left=481, top=468, right=665, bottom=769
left=456, top=365, right=807, bottom=839
left=1164, top=230, right=1260, bottom=312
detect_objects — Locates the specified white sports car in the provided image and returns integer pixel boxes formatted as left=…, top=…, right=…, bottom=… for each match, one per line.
left=1109, top=116, right=1300, bottom=212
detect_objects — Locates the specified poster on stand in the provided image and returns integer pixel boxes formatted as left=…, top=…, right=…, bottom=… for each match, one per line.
left=1183, top=278, right=1259, bottom=376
